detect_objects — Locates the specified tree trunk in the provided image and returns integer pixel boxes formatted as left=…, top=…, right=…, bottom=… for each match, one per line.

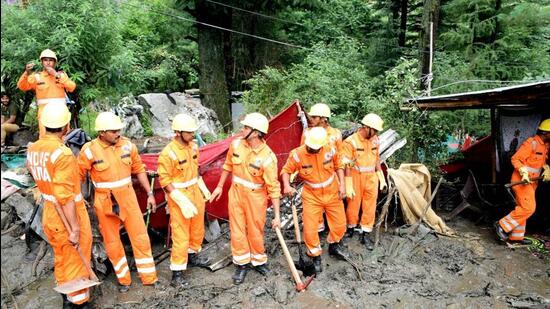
left=195, top=0, right=232, bottom=131
left=398, top=0, right=408, bottom=47
left=419, top=0, right=440, bottom=91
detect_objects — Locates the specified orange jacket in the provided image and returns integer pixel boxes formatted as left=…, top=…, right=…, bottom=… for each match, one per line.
left=158, top=139, right=200, bottom=188
left=18, top=70, right=76, bottom=105
left=27, top=135, right=82, bottom=205
left=341, top=132, right=381, bottom=172
left=300, top=126, right=343, bottom=151
left=282, top=144, right=342, bottom=192
left=78, top=137, right=145, bottom=190
left=511, top=135, right=549, bottom=177
left=223, top=138, right=281, bottom=200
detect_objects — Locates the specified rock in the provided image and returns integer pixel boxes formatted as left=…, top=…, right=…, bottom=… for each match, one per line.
left=252, top=286, right=266, bottom=296
left=114, top=97, right=145, bottom=139
left=4, top=192, right=46, bottom=241
left=1, top=210, right=12, bottom=229
left=138, top=92, right=222, bottom=139
left=273, top=277, right=289, bottom=304
left=11, top=128, right=37, bottom=146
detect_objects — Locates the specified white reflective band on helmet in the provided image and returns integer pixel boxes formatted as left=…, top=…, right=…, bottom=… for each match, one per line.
left=524, top=166, right=542, bottom=175
left=304, top=173, right=335, bottom=189
left=172, top=177, right=199, bottom=189
left=170, top=263, right=187, bottom=271
left=67, top=291, right=89, bottom=303
left=353, top=165, right=376, bottom=173
left=93, top=176, right=132, bottom=189
left=232, top=176, right=263, bottom=189
left=42, top=193, right=82, bottom=203
left=36, top=98, right=66, bottom=105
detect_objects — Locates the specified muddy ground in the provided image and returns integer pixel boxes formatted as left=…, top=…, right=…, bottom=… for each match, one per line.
left=2, top=207, right=549, bottom=309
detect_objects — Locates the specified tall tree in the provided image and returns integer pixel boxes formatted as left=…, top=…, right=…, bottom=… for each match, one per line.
left=195, top=0, right=232, bottom=130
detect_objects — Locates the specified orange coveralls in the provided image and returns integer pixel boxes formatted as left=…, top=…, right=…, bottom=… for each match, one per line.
left=17, top=71, right=76, bottom=138
left=27, top=135, right=92, bottom=305
left=341, top=132, right=381, bottom=232
left=300, top=126, right=343, bottom=232
left=158, top=139, right=205, bottom=271
left=499, top=135, right=549, bottom=241
left=222, top=138, right=281, bottom=266
left=78, top=137, right=157, bottom=286
left=281, top=145, right=346, bottom=256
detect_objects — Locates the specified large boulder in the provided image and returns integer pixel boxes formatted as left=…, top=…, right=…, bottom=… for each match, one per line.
left=137, top=92, right=222, bottom=139
left=114, top=96, right=145, bottom=139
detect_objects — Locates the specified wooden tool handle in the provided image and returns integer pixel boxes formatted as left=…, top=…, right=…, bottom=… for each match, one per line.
left=275, top=227, right=303, bottom=286
left=505, top=176, right=543, bottom=188
left=290, top=200, right=302, bottom=243
left=54, top=203, right=99, bottom=282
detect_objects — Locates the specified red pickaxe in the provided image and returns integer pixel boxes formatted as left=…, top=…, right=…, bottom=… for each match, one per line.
left=275, top=227, right=314, bottom=292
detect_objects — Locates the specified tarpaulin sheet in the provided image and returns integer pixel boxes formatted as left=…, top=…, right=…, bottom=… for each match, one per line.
left=138, top=101, right=304, bottom=230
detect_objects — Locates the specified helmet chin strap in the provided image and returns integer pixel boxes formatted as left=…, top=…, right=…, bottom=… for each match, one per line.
left=244, top=129, right=255, bottom=140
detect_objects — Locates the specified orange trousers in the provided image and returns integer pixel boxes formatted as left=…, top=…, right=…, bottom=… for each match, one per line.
left=346, top=171, right=378, bottom=232
left=302, top=187, right=346, bottom=257
left=43, top=201, right=92, bottom=305
left=499, top=173, right=538, bottom=241
left=167, top=185, right=205, bottom=271
left=93, top=185, right=157, bottom=286
left=228, top=184, right=268, bottom=266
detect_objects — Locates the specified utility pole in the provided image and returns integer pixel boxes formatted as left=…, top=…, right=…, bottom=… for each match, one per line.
left=427, top=22, right=433, bottom=96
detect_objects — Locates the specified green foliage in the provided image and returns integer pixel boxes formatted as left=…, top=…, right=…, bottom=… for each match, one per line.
left=1, top=0, right=198, bottom=105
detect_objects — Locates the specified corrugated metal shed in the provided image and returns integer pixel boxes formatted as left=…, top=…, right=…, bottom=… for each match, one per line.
left=407, top=81, right=550, bottom=110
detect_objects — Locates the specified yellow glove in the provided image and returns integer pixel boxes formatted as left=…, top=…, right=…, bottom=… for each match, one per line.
left=169, top=189, right=198, bottom=219
left=518, top=167, right=531, bottom=183
left=377, top=170, right=387, bottom=192
left=197, top=177, right=211, bottom=201
left=345, top=176, right=355, bottom=199
left=542, top=164, right=550, bottom=182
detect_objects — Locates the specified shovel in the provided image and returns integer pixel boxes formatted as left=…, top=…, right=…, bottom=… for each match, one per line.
left=53, top=203, right=101, bottom=294
left=289, top=198, right=315, bottom=277
left=504, top=176, right=543, bottom=188
left=275, top=227, right=314, bottom=292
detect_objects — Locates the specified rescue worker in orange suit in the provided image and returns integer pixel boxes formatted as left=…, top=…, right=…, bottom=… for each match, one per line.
left=495, top=118, right=550, bottom=244
left=157, top=114, right=212, bottom=287
left=78, top=112, right=160, bottom=293
left=27, top=103, right=93, bottom=308
left=299, top=103, right=343, bottom=234
left=17, top=49, right=76, bottom=138
left=209, top=113, right=281, bottom=285
left=281, top=127, right=349, bottom=273
left=341, top=113, right=387, bottom=250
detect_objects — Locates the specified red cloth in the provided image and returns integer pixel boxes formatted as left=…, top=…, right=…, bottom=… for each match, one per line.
left=137, top=101, right=304, bottom=230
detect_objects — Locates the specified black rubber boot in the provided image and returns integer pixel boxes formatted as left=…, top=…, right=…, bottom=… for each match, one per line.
left=312, top=255, right=322, bottom=273
left=188, top=253, right=211, bottom=267
left=494, top=221, right=508, bottom=242
left=62, top=294, right=73, bottom=309
left=118, top=284, right=131, bottom=293
left=171, top=271, right=187, bottom=287
left=508, top=238, right=532, bottom=245
left=254, top=264, right=272, bottom=276
left=361, top=232, right=374, bottom=250
left=328, top=242, right=349, bottom=260
left=345, top=227, right=355, bottom=238
left=232, top=264, right=250, bottom=285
